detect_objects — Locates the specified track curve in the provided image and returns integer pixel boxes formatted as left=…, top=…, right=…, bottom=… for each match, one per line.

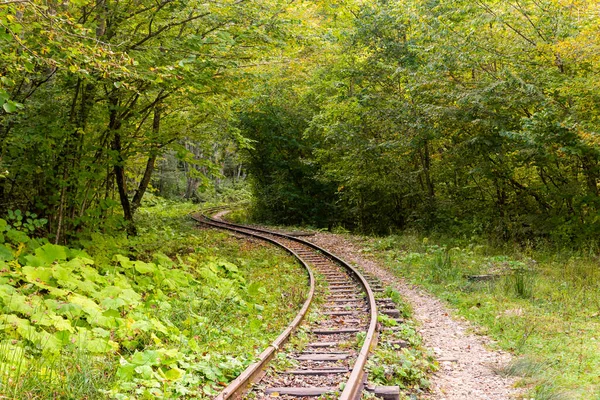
left=191, top=213, right=379, bottom=400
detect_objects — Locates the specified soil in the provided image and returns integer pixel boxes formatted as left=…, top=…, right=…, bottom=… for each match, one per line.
left=307, top=232, right=524, bottom=400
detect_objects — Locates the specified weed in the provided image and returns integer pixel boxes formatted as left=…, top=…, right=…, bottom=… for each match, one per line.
left=360, top=232, right=600, bottom=397
left=496, top=357, right=546, bottom=378
left=425, top=247, right=460, bottom=284
left=502, top=262, right=535, bottom=299
left=383, top=287, right=412, bottom=318
left=0, top=200, right=308, bottom=398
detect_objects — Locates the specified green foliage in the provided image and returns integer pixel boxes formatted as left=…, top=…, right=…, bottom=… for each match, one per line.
left=232, top=0, right=600, bottom=244
left=367, top=290, right=437, bottom=394
left=0, top=0, right=317, bottom=239
left=236, top=84, right=337, bottom=227
left=363, top=232, right=600, bottom=397
left=0, top=201, right=308, bottom=398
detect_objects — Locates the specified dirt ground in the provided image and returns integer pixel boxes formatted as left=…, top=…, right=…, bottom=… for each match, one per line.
left=307, top=232, right=524, bottom=400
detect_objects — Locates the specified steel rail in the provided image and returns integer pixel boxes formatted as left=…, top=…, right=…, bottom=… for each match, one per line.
left=192, top=214, right=379, bottom=400
left=191, top=215, right=315, bottom=400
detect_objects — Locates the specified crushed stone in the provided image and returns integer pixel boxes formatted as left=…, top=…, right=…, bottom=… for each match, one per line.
left=307, top=232, right=524, bottom=400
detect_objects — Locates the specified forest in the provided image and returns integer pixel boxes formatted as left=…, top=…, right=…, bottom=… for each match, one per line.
left=1, top=1, right=599, bottom=243
left=1, top=0, right=600, bottom=398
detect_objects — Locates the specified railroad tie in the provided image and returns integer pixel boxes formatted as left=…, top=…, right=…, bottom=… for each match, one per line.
left=365, top=385, right=401, bottom=400
left=312, top=328, right=360, bottom=335
left=329, top=288, right=359, bottom=293
left=305, top=341, right=339, bottom=347
left=322, top=311, right=355, bottom=316
left=328, top=299, right=363, bottom=303
left=295, top=353, right=349, bottom=361
left=380, top=308, right=401, bottom=318
left=287, top=368, right=349, bottom=375
left=264, top=387, right=335, bottom=397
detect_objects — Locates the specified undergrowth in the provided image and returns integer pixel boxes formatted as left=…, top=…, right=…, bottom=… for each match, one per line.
left=0, top=200, right=307, bottom=399
left=366, top=288, right=437, bottom=399
left=360, top=234, right=600, bottom=399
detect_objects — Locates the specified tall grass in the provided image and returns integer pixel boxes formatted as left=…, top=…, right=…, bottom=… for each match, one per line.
left=364, top=233, right=600, bottom=398
left=0, top=341, right=115, bottom=399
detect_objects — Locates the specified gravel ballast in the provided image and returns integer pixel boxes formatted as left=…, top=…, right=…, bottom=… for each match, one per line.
left=307, top=232, right=523, bottom=400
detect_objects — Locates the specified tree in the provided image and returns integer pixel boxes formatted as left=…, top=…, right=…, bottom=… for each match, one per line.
left=0, top=0, right=308, bottom=239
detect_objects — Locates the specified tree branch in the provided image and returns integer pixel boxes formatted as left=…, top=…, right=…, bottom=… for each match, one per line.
left=128, top=12, right=211, bottom=50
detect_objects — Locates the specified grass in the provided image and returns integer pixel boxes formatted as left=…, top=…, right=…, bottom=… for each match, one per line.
left=365, top=287, right=437, bottom=399
left=355, top=233, right=600, bottom=399
left=0, top=200, right=309, bottom=399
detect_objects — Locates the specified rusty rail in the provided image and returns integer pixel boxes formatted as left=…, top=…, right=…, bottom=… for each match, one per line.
left=191, top=213, right=378, bottom=400
left=192, top=214, right=315, bottom=400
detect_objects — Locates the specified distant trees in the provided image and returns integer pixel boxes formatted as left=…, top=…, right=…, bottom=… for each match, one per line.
left=240, top=0, right=600, bottom=242
left=237, top=83, right=337, bottom=226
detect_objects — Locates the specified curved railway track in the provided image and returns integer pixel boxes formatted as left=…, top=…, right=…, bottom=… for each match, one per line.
left=192, top=212, right=401, bottom=400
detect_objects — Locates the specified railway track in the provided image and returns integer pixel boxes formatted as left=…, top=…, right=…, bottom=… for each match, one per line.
left=191, top=212, right=401, bottom=400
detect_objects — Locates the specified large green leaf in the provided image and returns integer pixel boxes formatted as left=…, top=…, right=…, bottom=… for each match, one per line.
left=134, top=261, right=156, bottom=274
left=86, top=338, right=118, bottom=353
left=31, top=312, right=74, bottom=332
left=0, top=244, right=13, bottom=262
left=22, top=266, right=53, bottom=284
left=6, top=229, right=29, bottom=244
left=2, top=101, right=17, bottom=113
left=52, top=265, right=80, bottom=289
left=35, top=244, right=68, bottom=265
left=135, top=364, right=154, bottom=379
left=114, top=254, right=133, bottom=269
left=101, top=297, right=126, bottom=310
left=131, top=350, right=160, bottom=366
left=163, top=367, right=184, bottom=381
left=69, top=294, right=102, bottom=316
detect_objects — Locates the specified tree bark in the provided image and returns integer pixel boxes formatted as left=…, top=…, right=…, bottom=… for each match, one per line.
left=108, top=93, right=137, bottom=236
left=112, top=132, right=136, bottom=235
left=131, top=105, right=161, bottom=213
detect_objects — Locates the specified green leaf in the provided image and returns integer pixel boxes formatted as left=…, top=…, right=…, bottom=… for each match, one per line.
left=22, top=266, right=53, bottom=284
left=163, top=367, right=184, bottom=381
left=132, top=350, right=160, bottom=366
left=54, top=301, right=83, bottom=318
left=52, top=265, right=79, bottom=288
left=117, top=361, right=136, bottom=380
left=6, top=229, right=29, bottom=244
left=69, top=294, right=102, bottom=316
left=0, top=244, right=13, bottom=261
left=133, top=261, right=156, bottom=274
left=114, top=254, right=133, bottom=269
left=31, top=312, right=74, bottom=332
left=219, top=261, right=239, bottom=273
left=247, top=282, right=264, bottom=297
left=101, top=297, right=126, bottom=310
left=131, top=319, right=153, bottom=332
left=33, top=243, right=68, bottom=265
left=135, top=365, right=154, bottom=379
left=119, top=288, right=141, bottom=305
left=3, top=101, right=17, bottom=113
left=87, top=338, right=117, bottom=353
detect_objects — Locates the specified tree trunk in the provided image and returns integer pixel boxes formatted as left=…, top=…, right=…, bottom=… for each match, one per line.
left=131, top=105, right=161, bottom=213
left=112, top=132, right=136, bottom=235
left=108, top=93, right=137, bottom=236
